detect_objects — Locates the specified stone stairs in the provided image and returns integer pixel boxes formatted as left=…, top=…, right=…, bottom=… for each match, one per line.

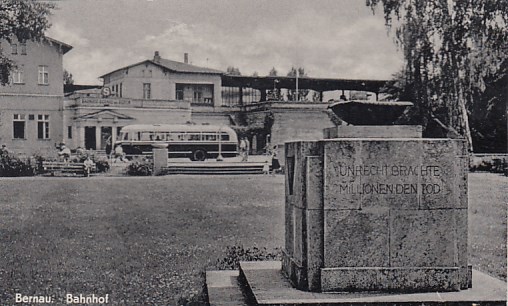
left=162, top=162, right=267, bottom=175
left=206, top=261, right=507, bottom=305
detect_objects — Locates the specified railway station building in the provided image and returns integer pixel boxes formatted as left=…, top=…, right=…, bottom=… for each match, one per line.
left=1, top=40, right=388, bottom=157
left=64, top=51, right=387, bottom=154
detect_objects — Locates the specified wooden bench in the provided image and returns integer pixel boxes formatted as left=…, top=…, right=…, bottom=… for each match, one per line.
left=42, top=161, right=96, bottom=177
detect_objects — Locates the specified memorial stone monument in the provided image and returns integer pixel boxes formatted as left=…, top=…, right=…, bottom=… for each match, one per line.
left=282, top=100, right=472, bottom=292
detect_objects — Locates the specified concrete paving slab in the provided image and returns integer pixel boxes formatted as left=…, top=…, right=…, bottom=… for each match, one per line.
left=240, top=261, right=507, bottom=305
left=206, top=270, right=250, bottom=306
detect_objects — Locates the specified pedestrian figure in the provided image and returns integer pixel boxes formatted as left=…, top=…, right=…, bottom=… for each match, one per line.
left=58, top=144, right=71, bottom=162
left=83, top=155, right=95, bottom=177
left=114, top=145, right=126, bottom=163
left=0, top=144, right=8, bottom=155
left=263, top=160, right=270, bottom=175
left=271, top=145, right=280, bottom=175
left=239, top=137, right=248, bottom=162
left=105, top=136, right=112, bottom=157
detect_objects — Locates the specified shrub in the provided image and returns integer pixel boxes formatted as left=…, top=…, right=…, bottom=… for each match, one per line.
left=0, top=153, right=36, bottom=177
left=94, top=159, right=110, bottom=173
left=214, top=245, right=281, bottom=270
left=470, top=156, right=507, bottom=173
left=126, top=159, right=152, bottom=176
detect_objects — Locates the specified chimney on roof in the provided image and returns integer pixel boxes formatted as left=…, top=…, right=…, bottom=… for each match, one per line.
left=184, top=53, right=189, bottom=64
left=154, top=51, right=161, bottom=63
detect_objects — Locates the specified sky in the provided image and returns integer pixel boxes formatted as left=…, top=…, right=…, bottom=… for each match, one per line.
left=46, top=0, right=404, bottom=85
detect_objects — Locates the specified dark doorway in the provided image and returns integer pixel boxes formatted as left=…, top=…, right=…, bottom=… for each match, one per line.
left=101, top=126, right=112, bottom=154
left=85, top=126, right=96, bottom=150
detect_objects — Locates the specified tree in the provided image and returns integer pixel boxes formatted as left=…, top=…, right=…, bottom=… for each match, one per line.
left=0, top=0, right=55, bottom=85
left=63, top=69, right=74, bottom=85
left=367, top=0, right=508, bottom=151
left=287, top=67, right=309, bottom=101
left=226, top=66, right=241, bottom=76
left=267, top=67, right=280, bottom=100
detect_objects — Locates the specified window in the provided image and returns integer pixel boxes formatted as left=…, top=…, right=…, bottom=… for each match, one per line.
left=221, top=133, right=230, bottom=141
left=143, top=83, right=151, bottom=99
left=37, top=114, right=50, bottom=139
left=20, top=43, right=26, bottom=55
left=38, top=66, right=49, bottom=85
left=13, top=114, right=25, bottom=139
left=68, top=126, right=73, bottom=139
left=176, top=89, right=184, bottom=100
left=193, top=91, right=203, bottom=102
left=11, top=44, right=17, bottom=54
left=189, top=133, right=201, bottom=141
left=116, top=127, right=123, bottom=139
left=12, top=68, right=23, bottom=84
left=119, top=83, right=123, bottom=98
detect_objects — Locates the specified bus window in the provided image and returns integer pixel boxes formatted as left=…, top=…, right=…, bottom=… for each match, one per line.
left=178, top=133, right=188, bottom=141
left=139, top=132, right=152, bottom=141
left=221, top=133, right=230, bottom=141
left=203, top=133, right=217, bottom=141
left=123, top=133, right=129, bottom=140
left=155, top=133, right=164, bottom=141
left=189, top=133, right=201, bottom=141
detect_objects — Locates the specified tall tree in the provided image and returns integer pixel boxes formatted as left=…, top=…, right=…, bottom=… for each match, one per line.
left=367, top=0, right=508, bottom=151
left=63, top=69, right=74, bottom=85
left=267, top=67, right=280, bottom=100
left=287, top=67, right=309, bottom=101
left=0, top=0, right=55, bottom=85
left=226, top=66, right=241, bottom=76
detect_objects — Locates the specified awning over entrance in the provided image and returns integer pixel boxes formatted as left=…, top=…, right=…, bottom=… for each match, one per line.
left=221, top=75, right=388, bottom=93
left=74, top=109, right=134, bottom=121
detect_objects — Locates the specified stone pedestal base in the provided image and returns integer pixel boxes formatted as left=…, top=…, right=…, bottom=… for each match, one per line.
left=152, top=145, right=168, bottom=175
left=229, top=261, right=506, bottom=305
left=283, top=139, right=470, bottom=292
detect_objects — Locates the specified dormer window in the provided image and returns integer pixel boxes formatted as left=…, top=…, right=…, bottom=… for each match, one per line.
left=11, top=44, right=17, bottom=54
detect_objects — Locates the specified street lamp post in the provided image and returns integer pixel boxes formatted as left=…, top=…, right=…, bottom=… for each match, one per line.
left=217, top=126, right=224, bottom=161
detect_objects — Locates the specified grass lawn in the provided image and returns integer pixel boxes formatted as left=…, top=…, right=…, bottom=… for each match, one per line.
left=0, top=173, right=505, bottom=305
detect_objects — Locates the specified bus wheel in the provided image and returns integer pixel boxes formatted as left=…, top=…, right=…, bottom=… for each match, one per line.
left=192, top=149, right=207, bottom=161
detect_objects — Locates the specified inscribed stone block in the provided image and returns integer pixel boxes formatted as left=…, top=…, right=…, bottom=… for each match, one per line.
left=320, top=268, right=378, bottom=292
left=284, top=198, right=294, bottom=258
left=324, top=209, right=389, bottom=267
left=306, top=209, right=323, bottom=291
left=420, top=140, right=456, bottom=209
left=376, top=267, right=460, bottom=292
left=359, top=140, right=421, bottom=210
left=305, top=156, right=323, bottom=210
left=292, top=206, right=306, bottom=266
left=323, top=140, right=362, bottom=210
left=390, top=209, right=457, bottom=267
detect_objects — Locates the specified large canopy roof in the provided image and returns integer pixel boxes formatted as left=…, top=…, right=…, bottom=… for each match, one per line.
left=221, top=75, right=388, bottom=93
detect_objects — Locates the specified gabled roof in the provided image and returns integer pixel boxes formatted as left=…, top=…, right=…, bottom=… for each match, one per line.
left=75, top=109, right=134, bottom=121
left=100, top=58, right=223, bottom=78
left=44, top=36, right=73, bottom=54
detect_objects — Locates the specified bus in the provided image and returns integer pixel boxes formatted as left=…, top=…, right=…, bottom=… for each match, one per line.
left=116, top=124, right=238, bottom=161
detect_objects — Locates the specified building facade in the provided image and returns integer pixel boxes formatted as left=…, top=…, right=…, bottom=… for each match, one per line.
left=101, top=52, right=222, bottom=107
left=63, top=90, right=191, bottom=150
left=0, top=37, right=72, bottom=156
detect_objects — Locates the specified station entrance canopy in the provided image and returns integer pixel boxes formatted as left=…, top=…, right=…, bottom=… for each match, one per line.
left=221, top=75, right=388, bottom=93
